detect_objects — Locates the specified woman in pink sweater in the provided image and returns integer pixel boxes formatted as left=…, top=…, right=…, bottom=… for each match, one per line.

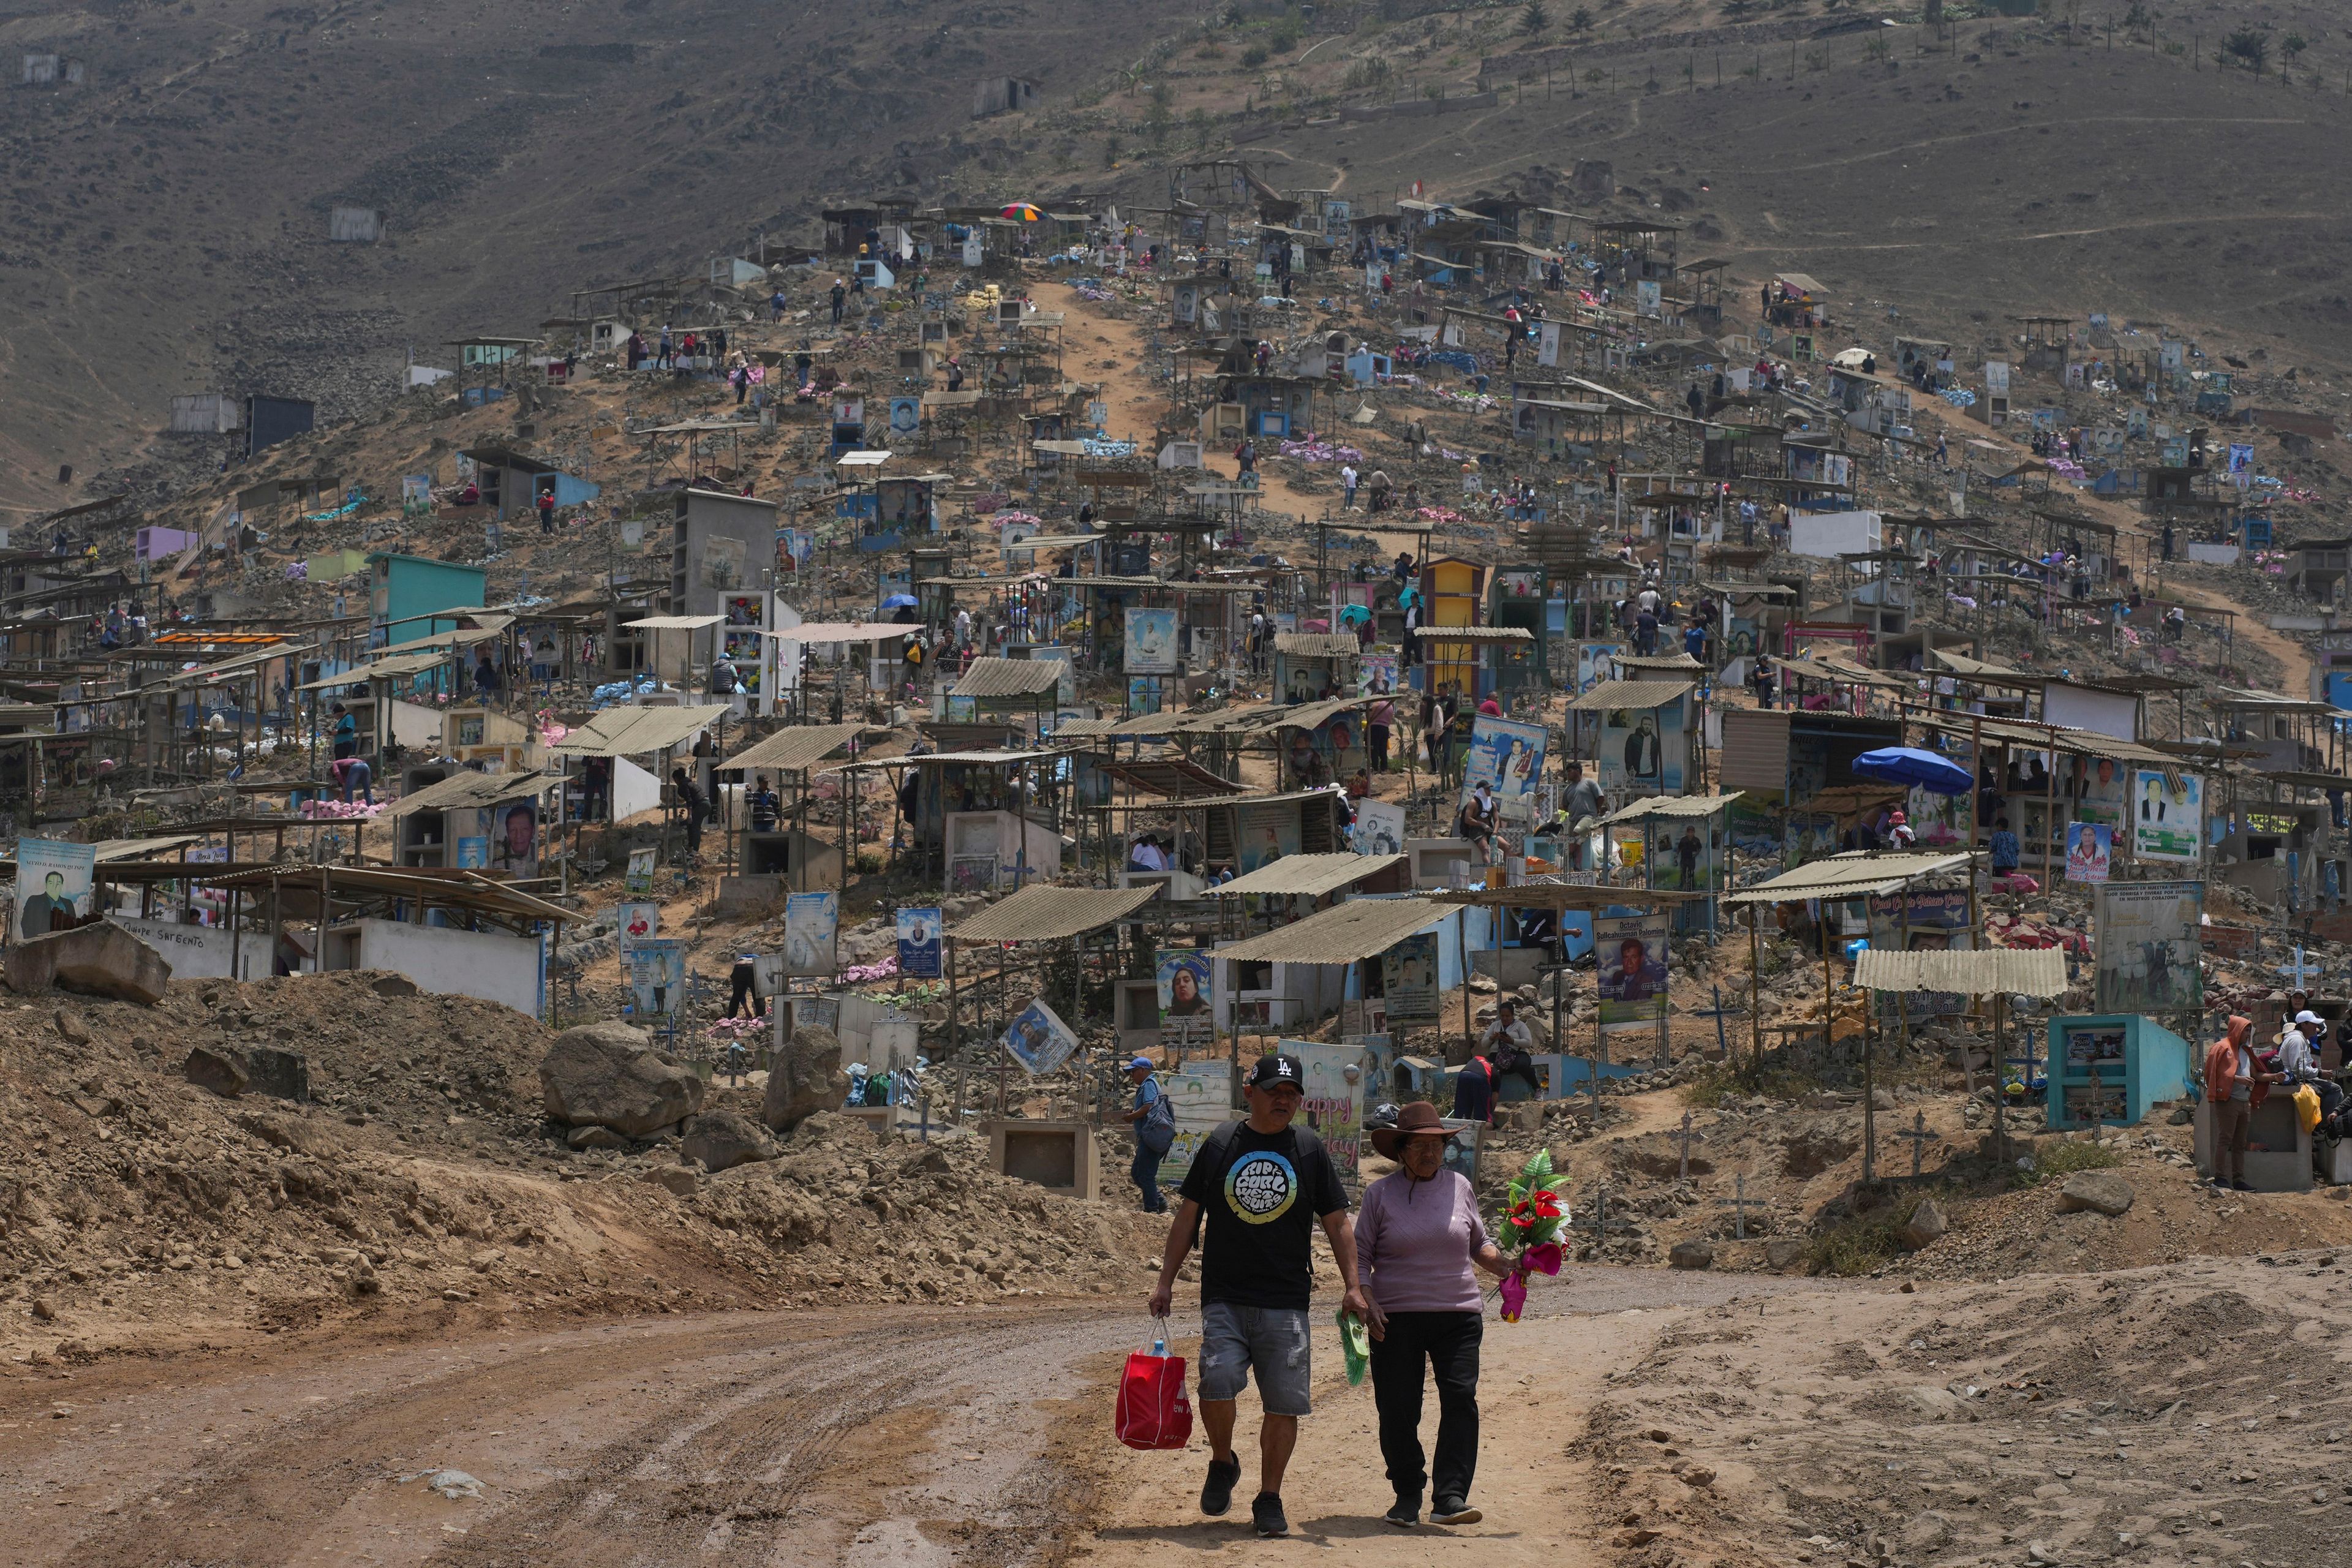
left=1356, top=1102, right=1513, bottom=1530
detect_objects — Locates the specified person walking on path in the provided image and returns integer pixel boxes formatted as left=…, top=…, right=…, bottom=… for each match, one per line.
left=1148, top=1054, right=1370, bottom=1539
left=1121, top=1057, right=1174, bottom=1214
left=1357, top=1103, right=1512, bottom=1528
left=2204, top=1014, right=2275, bottom=1191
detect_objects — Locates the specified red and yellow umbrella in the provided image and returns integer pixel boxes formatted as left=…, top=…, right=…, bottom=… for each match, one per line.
left=1000, top=202, right=1044, bottom=222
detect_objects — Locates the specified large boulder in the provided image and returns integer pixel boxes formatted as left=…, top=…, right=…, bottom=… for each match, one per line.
left=6, top=922, right=171, bottom=1005
left=539, top=1021, right=704, bottom=1138
left=680, top=1109, right=779, bottom=1172
left=2056, top=1171, right=2135, bottom=1218
left=1898, top=1198, right=1949, bottom=1251
left=185, top=1046, right=250, bottom=1098
left=761, top=1023, right=846, bottom=1135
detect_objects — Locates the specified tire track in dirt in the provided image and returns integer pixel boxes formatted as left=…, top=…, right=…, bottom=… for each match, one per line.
left=2, top=1305, right=1137, bottom=1568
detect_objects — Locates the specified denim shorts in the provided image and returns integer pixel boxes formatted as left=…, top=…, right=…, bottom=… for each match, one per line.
left=1199, top=1301, right=1313, bottom=1417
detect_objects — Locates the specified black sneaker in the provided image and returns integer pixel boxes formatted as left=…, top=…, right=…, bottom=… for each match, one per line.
left=1430, top=1498, right=1483, bottom=1526
left=1252, top=1493, right=1289, bottom=1537
left=1385, top=1494, right=1420, bottom=1528
left=2232, top=1180, right=2256, bottom=1192
left=1200, top=1455, right=1242, bottom=1517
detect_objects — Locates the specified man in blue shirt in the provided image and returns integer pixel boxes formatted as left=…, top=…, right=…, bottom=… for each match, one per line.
left=1121, top=1057, right=1172, bottom=1215
left=1989, top=815, right=2021, bottom=875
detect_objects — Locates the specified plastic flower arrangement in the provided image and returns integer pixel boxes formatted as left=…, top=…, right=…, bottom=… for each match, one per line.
left=1493, top=1150, right=1567, bottom=1323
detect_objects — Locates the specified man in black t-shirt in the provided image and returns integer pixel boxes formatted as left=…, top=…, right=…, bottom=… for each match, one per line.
left=1149, top=1054, right=1368, bottom=1539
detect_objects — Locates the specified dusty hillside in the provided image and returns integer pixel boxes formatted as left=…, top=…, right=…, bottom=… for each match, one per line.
left=0, top=0, right=1175, bottom=518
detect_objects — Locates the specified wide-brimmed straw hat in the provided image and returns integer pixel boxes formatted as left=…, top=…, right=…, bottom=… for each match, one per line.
left=1370, top=1101, right=1458, bottom=1160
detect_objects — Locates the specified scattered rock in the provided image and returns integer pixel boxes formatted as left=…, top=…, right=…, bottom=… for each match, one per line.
left=370, top=973, right=420, bottom=998
left=53, top=1010, right=89, bottom=1045
left=184, top=1045, right=250, bottom=1098
left=641, top=1166, right=701, bottom=1197
left=2056, top=1172, right=2135, bottom=1218
left=1668, top=1239, right=1715, bottom=1270
left=6, top=922, right=172, bottom=1005
left=31, top=1298, right=58, bottom=1322
left=540, top=1021, right=704, bottom=1138
left=762, top=1024, right=846, bottom=1134
left=1679, top=1465, right=1716, bottom=1488
left=680, top=1109, right=779, bottom=1172
left=1764, top=1238, right=1807, bottom=1272
left=1899, top=1199, right=1948, bottom=1250
left=565, top=1124, right=627, bottom=1151
left=239, top=1046, right=311, bottom=1103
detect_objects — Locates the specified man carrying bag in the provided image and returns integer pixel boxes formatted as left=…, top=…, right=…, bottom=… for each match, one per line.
left=1148, top=1054, right=1371, bottom=1538
left=1122, top=1057, right=1175, bottom=1214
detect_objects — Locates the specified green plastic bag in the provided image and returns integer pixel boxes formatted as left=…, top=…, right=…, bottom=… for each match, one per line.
left=1336, top=1307, right=1371, bottom=1386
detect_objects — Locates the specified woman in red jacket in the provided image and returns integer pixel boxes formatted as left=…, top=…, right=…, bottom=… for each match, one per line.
left=2204, top=1016, right=2278, bottom=1192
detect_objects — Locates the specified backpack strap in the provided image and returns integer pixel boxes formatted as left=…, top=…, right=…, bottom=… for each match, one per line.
left=1188, top=1120, right=1246, bottom=1248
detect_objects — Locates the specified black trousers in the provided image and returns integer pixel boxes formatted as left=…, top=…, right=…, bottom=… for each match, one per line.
left=1369, top=1310, right=1482, bottom=1505
left=727, top=965, right=765, bottom=1019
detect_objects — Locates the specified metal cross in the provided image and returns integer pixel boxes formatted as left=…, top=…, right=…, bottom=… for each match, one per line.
left=1572, top=1188, right=1610, bottom=1246
left=1716, top=1172, right=1758, bottom=1240
left=1894, top=1111, right=1942, bottom=1180
left=1677, top=1111, right=1696, bottom=1182
left=1691, top=984, right=1743, bottom=1062
left=2277, top=945, right=2319, bottom=990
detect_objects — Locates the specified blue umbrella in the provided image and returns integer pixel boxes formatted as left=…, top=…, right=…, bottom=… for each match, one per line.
left=1852, top=745, right=1970, bottom=796
left=1338, top=604, right=1373, bottom=627
left=878, top=593, right=919, bottom=609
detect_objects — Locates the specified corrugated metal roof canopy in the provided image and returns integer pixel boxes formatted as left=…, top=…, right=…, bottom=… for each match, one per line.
left=1093, top=755, right=1243, bottom=799
left=750, top=621, right=908, bottom=644
left=94, top=833, right=203, bottom=862
left=382, top=769, right=556, bottom=821
left=1100, top=786, right=1338, bottom=814
left=198, top=864, right=575, bottom=926
left=1274, top=633, right=1364, bottom=658
left=1414, top=625, right=1536, bottom=643
left=719, top=722, right=869, bottom=774
left=952, top=657, right=1065, bottom=699
left=1853, top=946, right=2067, bottom=998
left=1210, top=853, right=1405, bottom=899
left=1723, top=851, right=1976, bottom=905
left=1565, top=679, right=1697, bottom=712
left=624, top=614, right=727, bottom=631
left=1212, top=895, right=1445, bottom=964
left=1240, top=695, right=1382, bottom=734
left=1597, top=791, right=1744, bottom=826
left=951, top=883, right=1163, bottom=943
left=1422, top=881, right=1708, bottom=911
left=295, top=650, right=448, bottom=690
left=552, top=704, right=733, bottom=758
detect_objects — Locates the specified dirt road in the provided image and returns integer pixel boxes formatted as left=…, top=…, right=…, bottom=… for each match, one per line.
left=1, top=1269, right=1834, bottom=1567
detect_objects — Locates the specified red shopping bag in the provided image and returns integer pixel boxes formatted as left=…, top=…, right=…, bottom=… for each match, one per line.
left=1114, top=1332, right=1193, bottom=1452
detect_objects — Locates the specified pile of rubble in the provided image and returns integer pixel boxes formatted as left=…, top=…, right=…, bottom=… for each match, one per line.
left=0, top=970, right=1167, bottom=1365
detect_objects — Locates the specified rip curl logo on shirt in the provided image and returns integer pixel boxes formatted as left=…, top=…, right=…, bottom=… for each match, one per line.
left=1225, top=1151, right=1298, bottom=1224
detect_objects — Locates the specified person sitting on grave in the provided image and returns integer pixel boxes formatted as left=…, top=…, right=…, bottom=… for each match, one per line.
left=1479, top=1001, right=1540, bottom=1102
left=1455, top=782, right=1498, bottom=853
left=1128, top=834, right=1170, bottom=872
left=1450, top=1051, right=1493, bottom=1126
left=2280, top=1011, right=2343, bottom=1127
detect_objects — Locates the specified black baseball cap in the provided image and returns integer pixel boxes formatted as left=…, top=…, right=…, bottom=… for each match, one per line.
left=1248, top=1054, right=1303, bottom=1090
